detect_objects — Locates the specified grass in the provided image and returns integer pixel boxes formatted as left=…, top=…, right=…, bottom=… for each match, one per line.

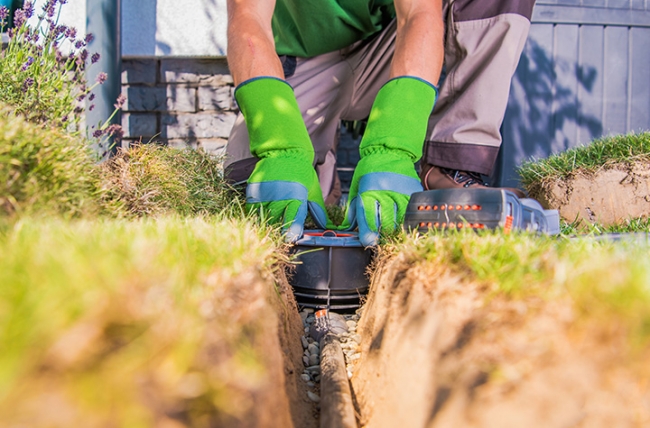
left=100, top=144, right=244, bottom=218
left=394, top=229, right=650, bottom=349
left=518, top=131, right=650, bottom=187
left=0, top=216, right=286, bottom=426
left=0, top=104, right=244, bottom=220
left=517, top=131, right=650, bottom=234
left=560, top=216, right=650, bottom=235
left=0, top=105, right=107, bottom=218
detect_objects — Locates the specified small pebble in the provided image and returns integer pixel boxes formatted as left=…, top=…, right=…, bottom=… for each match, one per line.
left=306, top=365, right=320, bottom=373
left=307, top=391, right=320, bottom=403
left=300, top=311, right=309, bottom=321
left=349, top=353, right=361, bottom=361
left=347, top=370, right=353, bottom=379
left=300, top=374, right=311, bottom=382
left=301, top=336, right=309, bottom=349
left=303, top=356, right=310, bottom=366
left=308, top=343, right=319, bottom=355
left=304, top=308, right=315, bottom=314
left=304, top=349, right=311, bottom=357
left=346, top=320, right=357, bottom=329
left=307, top=381, right=315, bottom=387
left=351, top=334, right=362, bottom=344
left=309, top=354, right=320, bottom=366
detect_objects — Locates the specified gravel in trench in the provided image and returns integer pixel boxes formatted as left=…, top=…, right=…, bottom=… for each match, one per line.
left=298, top=307, right=363, bottom=404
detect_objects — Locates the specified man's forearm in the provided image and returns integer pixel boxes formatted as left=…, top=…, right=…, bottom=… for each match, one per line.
left=226, top=0, right=283, bottom=85
left=392, top=0, right=444, bottom=85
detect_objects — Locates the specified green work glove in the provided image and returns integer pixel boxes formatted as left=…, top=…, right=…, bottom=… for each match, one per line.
left=236, top=77, right=334, bottom=241
left=341, top=77, right=437, bottom=246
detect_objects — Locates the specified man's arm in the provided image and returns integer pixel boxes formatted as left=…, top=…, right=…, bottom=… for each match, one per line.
left=226, top=0, right=282, bottom=85
left=392, top=0, right=444, bottom=84
left=225, top=0, right=334, bottom=241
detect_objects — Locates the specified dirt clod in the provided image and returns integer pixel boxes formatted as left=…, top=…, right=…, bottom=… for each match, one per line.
left=530, top=162, right=650, bottom=225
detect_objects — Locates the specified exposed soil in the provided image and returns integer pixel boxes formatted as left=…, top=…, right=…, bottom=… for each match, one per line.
left=272, top=270, right=320, bottom=428
left=349, top=251, right=650, bottom=427
left=528, top=162, right=650, bottom=225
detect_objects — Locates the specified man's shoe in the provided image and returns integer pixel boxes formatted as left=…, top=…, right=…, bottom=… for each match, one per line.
left=421, top=164, right=526, bottom=199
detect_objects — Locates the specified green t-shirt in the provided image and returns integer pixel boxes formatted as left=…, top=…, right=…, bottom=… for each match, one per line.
left=272, top=0, right=396, bottom=58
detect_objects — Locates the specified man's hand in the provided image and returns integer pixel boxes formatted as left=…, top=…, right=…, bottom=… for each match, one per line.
left=236, top=77, right=333, bottom=241
left=341, top=77, right=437, bottom=246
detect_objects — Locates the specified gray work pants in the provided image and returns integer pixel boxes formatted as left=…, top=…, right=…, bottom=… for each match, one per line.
left=225, top=0, right=536, bottom=202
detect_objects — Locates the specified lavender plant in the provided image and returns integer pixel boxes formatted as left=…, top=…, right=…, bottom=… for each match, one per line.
left=0, top=0, right=108, bottom=131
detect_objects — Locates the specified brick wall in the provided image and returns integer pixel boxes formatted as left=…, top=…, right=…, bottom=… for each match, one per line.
left=120, top=58, right=237, bottom=156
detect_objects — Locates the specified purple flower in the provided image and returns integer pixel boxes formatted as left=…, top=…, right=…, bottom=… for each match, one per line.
left=23, top=1, right=34, bottom=19
left=105, top=124, right=124, bottom=141
left=114, top=93, right=126, bottom=109
left=91, top=52, right=100, bottom=64
left=13, top=9, right=26, bottom=28
left=74, top=40, right=84, bottom=49
left=45, top=0, right=57, bottom=18
left=21, top=78, right=35, bottom=93
left=79, top=49, right=88, bottom=62
left=21, top=56, right=35, bottom=71
left=61, top=115, right=68, bottom=123
left=65, top=27, right=77, bottom=40
left=0, top=6, right=9, bottom=22
left=89, top=93, right=95, bottom=101
left=85, top=33, right=94, bottom=44
left=89, top=104, right=95, bottom=111
left=96, top=72, right=107, bottom=84
left=93, top=129, right=103, bottom=138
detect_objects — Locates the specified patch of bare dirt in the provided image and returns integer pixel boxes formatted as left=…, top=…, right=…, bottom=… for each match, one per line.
left=350, top=251, right=650, bottom=427
left=530, top=162, right=650, bottom=225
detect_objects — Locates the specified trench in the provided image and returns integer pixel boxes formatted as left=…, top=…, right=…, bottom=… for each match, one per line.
left=274, top=246, right=650, bottom=428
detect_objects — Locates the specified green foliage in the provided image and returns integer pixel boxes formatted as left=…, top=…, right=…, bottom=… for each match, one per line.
left=0, top=105, right=108, bottom=217
left=518, top=132, right=650, bottom=188
left=100, top=144, right=245, bottom=218
left=0, top=0, right=103, bottom=130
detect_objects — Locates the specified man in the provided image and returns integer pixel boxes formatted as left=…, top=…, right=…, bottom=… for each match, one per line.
left=225, top=0, right=536, bottom=246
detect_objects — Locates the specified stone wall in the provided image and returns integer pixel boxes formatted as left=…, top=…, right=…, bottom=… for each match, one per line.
left=120, top=58, right=236, bottom=157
